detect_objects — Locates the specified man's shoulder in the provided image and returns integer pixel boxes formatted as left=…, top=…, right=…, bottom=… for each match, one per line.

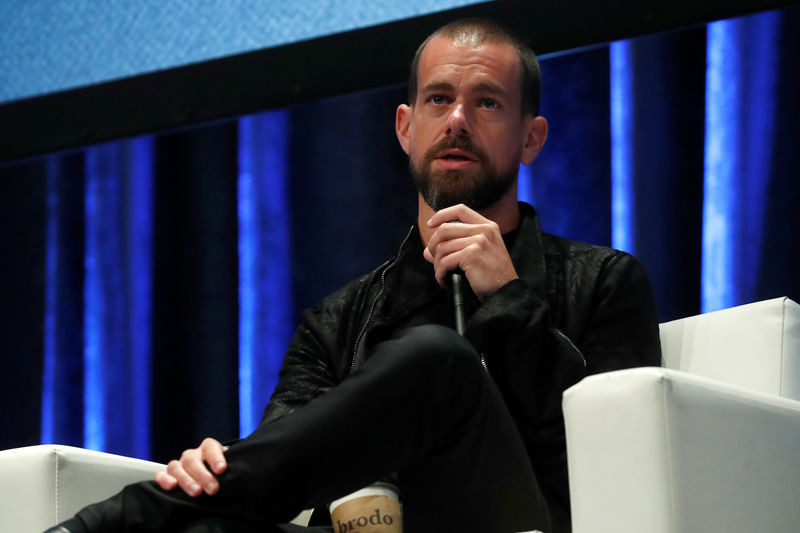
left=307, top=268, right=380, bottom=318
left=538, top=231, right=651, bottom=306
left=517, top=202, right=635, bottom=273
left=541, top=231, right=632, bottom=269
left=537, top=231, right=657, bottom=351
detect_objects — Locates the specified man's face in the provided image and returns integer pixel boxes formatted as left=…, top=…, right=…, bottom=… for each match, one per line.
left=396, top=36, right=539, bottom=211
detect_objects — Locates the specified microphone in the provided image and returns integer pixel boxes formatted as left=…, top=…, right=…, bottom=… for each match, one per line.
left=446, top=268, right=468, bottom=336
left=442, top=219, right=469, bottom=336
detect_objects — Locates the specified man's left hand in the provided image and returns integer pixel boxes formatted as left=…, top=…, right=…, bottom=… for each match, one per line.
left=424, top=204, right=518, bottom=301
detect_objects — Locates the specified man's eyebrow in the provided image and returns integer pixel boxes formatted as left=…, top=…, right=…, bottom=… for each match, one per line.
left=471, top=82, right=508, bottom=95
left=421, top=81, right=455, bottom=93
left=421, top=81, right=509, bottom=96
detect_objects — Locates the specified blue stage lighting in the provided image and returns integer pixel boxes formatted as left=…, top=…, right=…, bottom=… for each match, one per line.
left=238, top=111, right=293, bottom=437
left=610, top=40, right=635, bottom=254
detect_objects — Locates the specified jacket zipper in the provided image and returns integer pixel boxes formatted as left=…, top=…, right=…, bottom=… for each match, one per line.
left=350, top=226, right=415, bottom=373
left=553, top=328, right=587, bottom=367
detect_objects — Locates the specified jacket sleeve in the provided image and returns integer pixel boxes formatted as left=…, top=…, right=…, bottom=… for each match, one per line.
left=463, top=251, right=661, bottom=509
left=258, top=273, right=374, bottom=428
left=259, top=316, right=339, bottom=427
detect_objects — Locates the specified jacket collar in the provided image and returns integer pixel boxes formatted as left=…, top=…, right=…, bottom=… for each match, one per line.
left=510, top=201, right=548, bottom=299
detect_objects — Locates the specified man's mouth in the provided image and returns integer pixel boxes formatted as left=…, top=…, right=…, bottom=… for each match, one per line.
left=436, top=149, right=478, bottom=162
left=434, top=149, right=479, bottom=169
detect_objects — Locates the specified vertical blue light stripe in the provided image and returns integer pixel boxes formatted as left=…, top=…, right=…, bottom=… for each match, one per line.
left=238, top=111, right=293, bottom=437
left=703, top=21, right=739, bottom=313
left=238, top=119, right=257, bottom=435
left=517, top=163, right=534, bottom=205
left=84, top=140, right=154, bottom=455
left=703, top=13, right=779, bottom=313
left=128, top=137, right=154, bottom=459
left=610, top=40, right=635, bottom=254
left=41, top=158, right=60, bottom=444
left=83, top=149, right=106, bottom=451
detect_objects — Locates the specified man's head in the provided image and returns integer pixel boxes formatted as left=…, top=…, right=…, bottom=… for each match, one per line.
left=408, top=19, right=543, bottom=118
left=396, top=18, right=548, bottom=212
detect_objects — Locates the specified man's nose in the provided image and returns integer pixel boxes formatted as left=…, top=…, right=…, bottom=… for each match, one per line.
left=446, top=103, right=470, bottom=137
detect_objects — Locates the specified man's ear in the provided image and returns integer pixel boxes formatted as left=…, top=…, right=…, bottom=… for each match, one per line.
left=396, top=104, right=413, bottom=155
left=520, top=115, right=548, bottom=165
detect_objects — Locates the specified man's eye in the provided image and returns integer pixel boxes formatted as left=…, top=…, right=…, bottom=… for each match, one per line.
left=481, top=99, right=499, bottom=109
left=430, top=95, right=447, bottom=105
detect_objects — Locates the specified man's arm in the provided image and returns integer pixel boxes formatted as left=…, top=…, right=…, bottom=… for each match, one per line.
left=423, top=202, right=660, bottom=508
left=154, top=301, right=346, bottom=496
left=467, top=248, right=661, bottom=507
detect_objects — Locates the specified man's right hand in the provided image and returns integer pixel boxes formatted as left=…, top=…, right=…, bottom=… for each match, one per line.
left=154, top=437, right=228, bottom=497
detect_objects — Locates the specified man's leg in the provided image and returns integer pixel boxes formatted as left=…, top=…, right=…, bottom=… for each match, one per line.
left=368, top=326, right=550, bottom=532
left=59, top=325, right=549, bottom=533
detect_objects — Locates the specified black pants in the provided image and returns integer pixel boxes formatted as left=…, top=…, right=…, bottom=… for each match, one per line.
left=60, top=325, right=550, bottom=533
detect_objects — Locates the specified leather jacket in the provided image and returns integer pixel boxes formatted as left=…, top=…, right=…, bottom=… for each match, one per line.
left=261, top=202, right=661, bottom=513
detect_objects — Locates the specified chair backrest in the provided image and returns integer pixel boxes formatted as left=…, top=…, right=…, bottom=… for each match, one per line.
left=658, top=296, right=800, bottom=401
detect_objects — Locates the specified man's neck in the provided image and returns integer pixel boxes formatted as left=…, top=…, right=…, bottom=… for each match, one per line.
left=416, top=187, right=521, bottom=246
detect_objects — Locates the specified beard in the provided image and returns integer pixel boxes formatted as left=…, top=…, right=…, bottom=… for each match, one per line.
left=410, top=136, right=519, bottom=212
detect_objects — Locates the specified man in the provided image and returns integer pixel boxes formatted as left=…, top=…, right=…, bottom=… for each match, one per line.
left=49, top=18, right=660, bottom=533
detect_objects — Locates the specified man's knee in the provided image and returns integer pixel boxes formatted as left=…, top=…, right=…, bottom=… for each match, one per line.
left=378, top=325, right=484, bottom=380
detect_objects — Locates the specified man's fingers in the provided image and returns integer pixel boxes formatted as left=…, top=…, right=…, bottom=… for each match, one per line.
left=158, top=439, right=228, bottom=497
left=201, top=437, right=228, bottom=475
left=432, top=236, right=477, bottom=262
left=433, top=248, right=468, bottom=287
left=182, top=452, right=220, bottom=495
left=166, top=459, right=204, bottom=497
left=154, top=470, right=178, bottom=491
left=427, top=203, right=486, bottom=227
left=426, top=222, right=479, bottom=257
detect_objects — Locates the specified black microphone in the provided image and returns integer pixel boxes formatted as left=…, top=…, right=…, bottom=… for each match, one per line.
left=446, top=268, right=468, bottom=336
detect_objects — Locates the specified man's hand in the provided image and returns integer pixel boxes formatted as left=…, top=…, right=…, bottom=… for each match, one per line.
left=154, top=437, right=228, bottom=497
left=423, top=204, right=518, bottom=301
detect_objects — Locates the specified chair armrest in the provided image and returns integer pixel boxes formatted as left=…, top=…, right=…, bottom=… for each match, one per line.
left=563, top=367, right=800, bottom=533
left=0, top=444, right=313, bottom=531
left=0, top=444, right=165, bottom=533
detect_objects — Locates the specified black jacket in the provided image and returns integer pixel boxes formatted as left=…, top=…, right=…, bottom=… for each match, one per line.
left=261, top=202, right=661, bottom=512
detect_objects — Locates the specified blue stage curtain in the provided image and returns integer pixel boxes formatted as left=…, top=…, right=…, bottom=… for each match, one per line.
left=82, top=139, right=153, bottom=457
left=237, top=111, right=294, bottom=438
left=609, top=28, right=707, bottom=321
left=530, top=46, right=611, bottom=247
left=148, top=124, right=240, bottom=461
left=703, top=10, right=788, bottom=313
left=41, top=153, right=86, bottom=448
left=38, top=140, right=154, bottom=458
left=0, top=5, right=798, bottom=458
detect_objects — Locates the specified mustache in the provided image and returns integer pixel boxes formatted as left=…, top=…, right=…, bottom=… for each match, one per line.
left=423, top=136, right=488, bottom=165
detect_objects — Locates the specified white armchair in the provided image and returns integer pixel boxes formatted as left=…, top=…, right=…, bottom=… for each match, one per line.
left=0, top=444, right=314, bottom=533
left=563, top=296, right=800, bottom=533
left=0, top=444, right=165, bottom=533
